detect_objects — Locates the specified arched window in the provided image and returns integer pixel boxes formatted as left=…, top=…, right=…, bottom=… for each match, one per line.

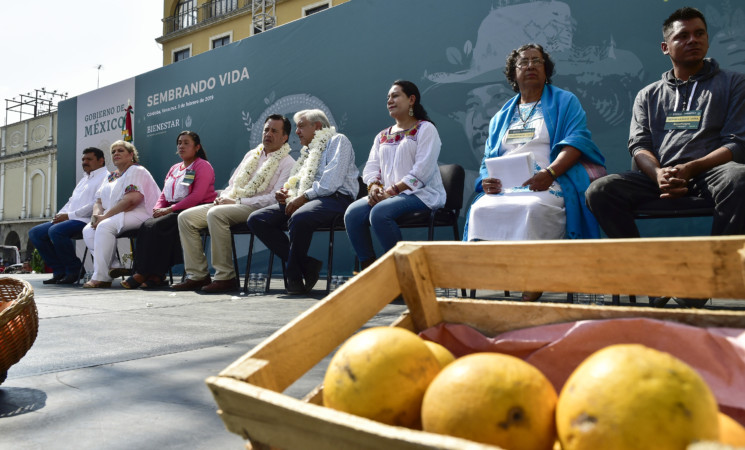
left=28, top=169, right=46, bottom=218
left=176, top=0, right=197, bottom=30
left=212, top=0, right=238, bottom=18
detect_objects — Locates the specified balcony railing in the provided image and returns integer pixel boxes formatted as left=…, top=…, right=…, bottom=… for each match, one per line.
left=162, top=0, right=249, bottom=36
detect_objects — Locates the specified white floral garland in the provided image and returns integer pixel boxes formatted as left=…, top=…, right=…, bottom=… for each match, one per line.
left=284, top=126, right=336, bottom=200
left=223, top=143, right=292, bottom=199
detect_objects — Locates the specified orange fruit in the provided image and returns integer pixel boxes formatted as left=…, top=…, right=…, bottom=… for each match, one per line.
left=556, top=344, right=719, bottom=450
left=421, top=352, right=557, bottom=450
left=322, top=326, right=440, bottom=428
left=423, top=340, right=456, bottom=368
left=718, top=412, right=745, bottom=446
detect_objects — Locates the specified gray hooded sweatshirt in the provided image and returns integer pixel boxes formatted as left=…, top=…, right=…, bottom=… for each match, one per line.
left=628, top=58, right=745, bottom=167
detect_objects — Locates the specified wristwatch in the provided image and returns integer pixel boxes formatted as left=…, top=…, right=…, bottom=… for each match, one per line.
left=303, top=192, right=311, bottom=201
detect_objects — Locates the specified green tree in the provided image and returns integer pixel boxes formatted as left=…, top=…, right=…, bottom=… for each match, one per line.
left=30, top=249, right=45, bottom=273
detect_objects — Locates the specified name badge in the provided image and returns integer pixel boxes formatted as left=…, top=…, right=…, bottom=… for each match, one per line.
left=505, top=128, right=535, bottom=145
left=180, top=169, right=196, bottom=186
left=664, top=110, right=702, bottom=130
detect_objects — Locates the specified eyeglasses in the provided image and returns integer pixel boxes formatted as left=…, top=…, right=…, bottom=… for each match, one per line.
left=516, top=58, right=545, bottom=68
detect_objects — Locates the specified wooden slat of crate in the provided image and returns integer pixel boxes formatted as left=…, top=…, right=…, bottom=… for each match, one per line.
left=436, top=300, right=745, bottom=337
left=207, top=237, right=745, bottom=449
left=420, top=236, right=745, bottom=299
left=210, top=376, right=501, bottom=450
left=218, top=256, right=401, bottom=393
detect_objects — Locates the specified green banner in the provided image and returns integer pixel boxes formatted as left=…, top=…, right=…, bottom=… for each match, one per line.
left=58, top=0, right=745, bottom=266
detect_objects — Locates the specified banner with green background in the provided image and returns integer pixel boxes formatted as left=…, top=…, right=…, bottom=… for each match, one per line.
left=58, top=0, right=745, bottom=274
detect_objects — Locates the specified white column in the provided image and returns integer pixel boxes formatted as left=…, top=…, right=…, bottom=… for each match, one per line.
left=47, top=114, right=54, bottom=146
left=52, top=150, right=57, bottom=216
left=0, top=162, right=5, bottom=221
left=21, top=159, right=27, bottom=218
left=0, top=128, right=4, bottom=220
left=45, top=153, right=52, bottom=217
left=23, top=121, right=29, bottom=152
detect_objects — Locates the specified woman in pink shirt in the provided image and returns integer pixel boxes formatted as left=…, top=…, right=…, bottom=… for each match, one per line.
left=120, top=131, right=217, bottom=288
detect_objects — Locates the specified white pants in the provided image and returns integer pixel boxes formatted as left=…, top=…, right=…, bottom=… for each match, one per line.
left=82, top=212, right=147, bottom=282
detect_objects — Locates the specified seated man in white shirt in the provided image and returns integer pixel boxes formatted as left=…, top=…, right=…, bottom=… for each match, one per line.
left=29, top=147, right=108, bottom=284
left=248, top=109, right=360, bottom=295
left=172, top=114, right=295, bottom=293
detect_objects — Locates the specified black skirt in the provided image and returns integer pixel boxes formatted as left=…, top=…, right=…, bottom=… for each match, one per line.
left=133, top=212, right=182, bottom=275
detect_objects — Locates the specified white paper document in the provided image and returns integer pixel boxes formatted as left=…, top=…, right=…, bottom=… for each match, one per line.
left=485, top=153, right=534, bottom=190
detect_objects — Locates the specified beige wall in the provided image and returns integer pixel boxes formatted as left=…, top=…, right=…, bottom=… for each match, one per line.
left=159, top=0, right=349, bottom=65
left=0, top=112, right=58, bottom=260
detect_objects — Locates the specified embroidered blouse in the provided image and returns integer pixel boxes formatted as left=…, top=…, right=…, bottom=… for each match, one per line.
left=95, top=164, right=161, bottom=232
left=363, top=120, right=446, bottom=209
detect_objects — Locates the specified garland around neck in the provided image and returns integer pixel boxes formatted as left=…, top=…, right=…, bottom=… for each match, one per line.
left=224, top=143, right=292, bottom=199
left=284, top=126, right=336, bottom=201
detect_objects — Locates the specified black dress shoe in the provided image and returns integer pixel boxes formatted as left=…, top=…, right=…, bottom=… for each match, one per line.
left=201, top=278, right=239, bottom=293
left=672, top=297, right=709, bottom=308
left=285, top=277, right=306, bottom=295
left=171, top=276, right=212, bottom=291
left=43, top=274, right=65, bottom=284
left=303, top=257, right=323, bottom=293
left=56, top=274, right=82, bottom=284
left=649, top=296, right=671, bottom=307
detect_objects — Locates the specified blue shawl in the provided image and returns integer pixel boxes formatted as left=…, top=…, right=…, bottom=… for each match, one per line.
left=464, top=84, right=605, bottom=240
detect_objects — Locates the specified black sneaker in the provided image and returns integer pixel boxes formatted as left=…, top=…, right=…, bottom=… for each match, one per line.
left=57, top=273, right=82, bottom=284
left=43, top=274, right=65, bottom=284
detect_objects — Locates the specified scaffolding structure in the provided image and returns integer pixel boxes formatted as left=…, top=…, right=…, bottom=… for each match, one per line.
left=5, top=88, right=67, bottom=125
left=252, top=0, right=276, bottom=33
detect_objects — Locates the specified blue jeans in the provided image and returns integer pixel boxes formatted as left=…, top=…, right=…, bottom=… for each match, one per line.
left=28, top=219, right=87, bottom=276
left=248, top=194, right=353, bottom=282
left=344, top=194, right=429, bottom=261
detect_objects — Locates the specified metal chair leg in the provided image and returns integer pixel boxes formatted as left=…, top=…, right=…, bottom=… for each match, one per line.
left=77, top=247, right=89, bottom=285
left=325, top=227, right=335, bottom=295
left=243, top=234, right=255, bottom=295
left=230, top=234, right=240, bottom=289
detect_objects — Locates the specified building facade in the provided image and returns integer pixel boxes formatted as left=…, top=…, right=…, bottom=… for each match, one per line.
left=157, top=0, right=349, bottom=66
left=0, top=112, right=58, bottom=262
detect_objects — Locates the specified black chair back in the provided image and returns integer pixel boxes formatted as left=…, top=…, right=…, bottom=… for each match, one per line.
left=439, top=164, right=465, bottom=212
left=356, top=176, right=366, bottom=200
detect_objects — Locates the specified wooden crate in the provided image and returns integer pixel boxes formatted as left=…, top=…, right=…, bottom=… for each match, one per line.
left=207, top=237, right=745, bottom=449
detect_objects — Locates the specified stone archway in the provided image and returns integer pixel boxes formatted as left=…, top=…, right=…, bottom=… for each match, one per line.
left=25, top=239, right=36, bottom=263
left=4, top=231, right=22, bottom=263
left=4, top=231, right=21, bottom=249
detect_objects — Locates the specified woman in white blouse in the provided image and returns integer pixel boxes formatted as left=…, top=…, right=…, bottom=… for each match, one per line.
left=345, top=80, right=446, bottom=270
left=82, top=140, right=161, bottom=288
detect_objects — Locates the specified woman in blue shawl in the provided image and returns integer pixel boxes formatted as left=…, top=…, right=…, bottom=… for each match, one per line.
left=463, top=43, right=606, bottom=301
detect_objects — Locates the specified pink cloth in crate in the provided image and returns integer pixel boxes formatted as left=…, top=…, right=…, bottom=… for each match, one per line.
left=420, top=318, right=745, bottom=424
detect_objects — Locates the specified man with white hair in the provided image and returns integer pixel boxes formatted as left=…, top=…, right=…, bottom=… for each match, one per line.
left=248, top=109, right=359, bottom=295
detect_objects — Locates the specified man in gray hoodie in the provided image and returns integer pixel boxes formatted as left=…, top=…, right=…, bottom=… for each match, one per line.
left=586, top=6, right=745, bottom=239
left=586, top=7, right=745, bottom=307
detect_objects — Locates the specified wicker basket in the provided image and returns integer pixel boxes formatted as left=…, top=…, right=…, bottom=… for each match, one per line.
left=0, top=277, right=38, bottom=385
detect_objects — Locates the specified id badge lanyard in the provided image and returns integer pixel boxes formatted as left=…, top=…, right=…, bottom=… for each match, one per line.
left=674, top=81, right=698, bottom=112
